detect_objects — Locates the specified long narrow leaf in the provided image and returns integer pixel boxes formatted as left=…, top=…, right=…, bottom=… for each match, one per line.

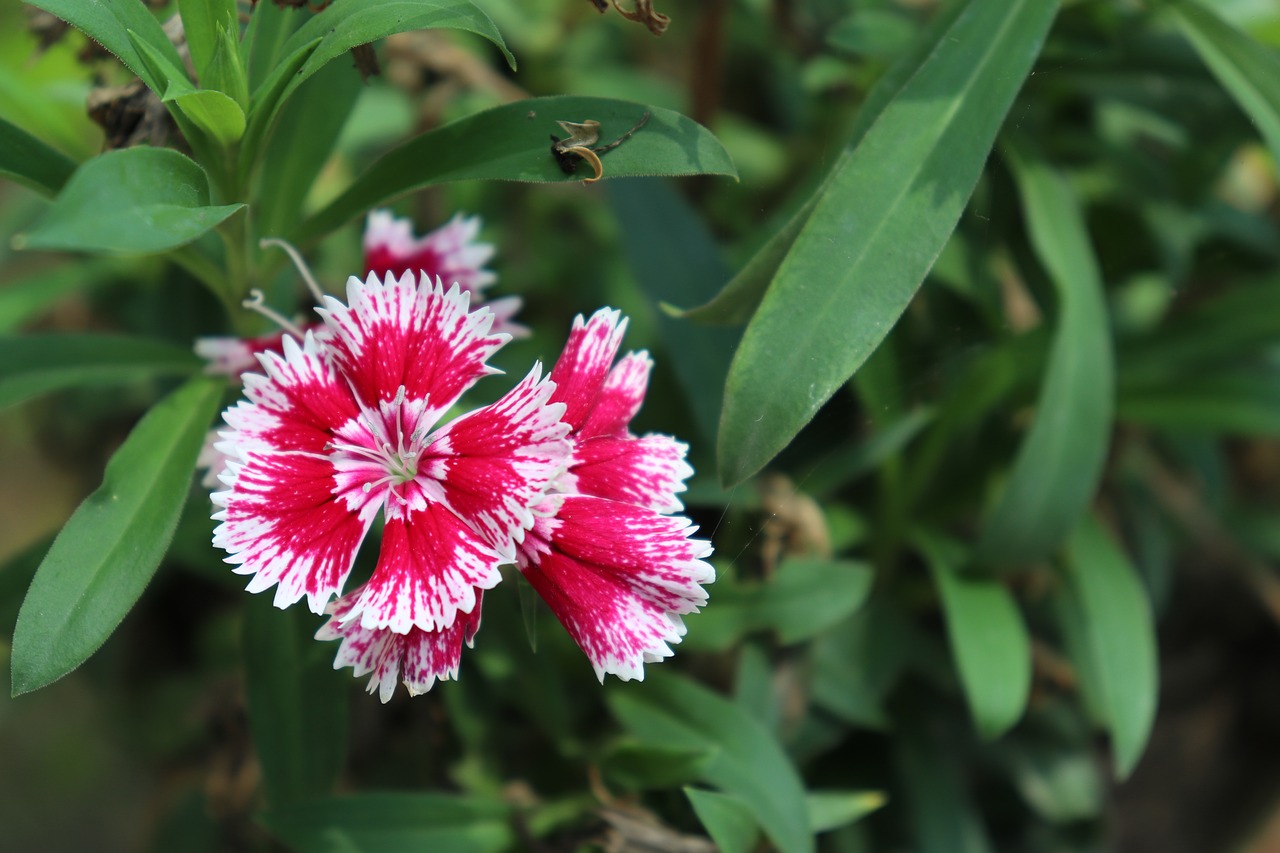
left=717, top=0, right=1058, bottom=485
left=26, top=0, right=186, bottom=94
left=293, top=96, right=736, bottom=244
left=1170, top=0, right=1280, bottom=168
left=0, top=334, right=202, bottom=410
left=276, top=0, right=514, bottom=107
left=243, top=597, right=349, bottom=807
left=975, top=137, right=1113, bottom=566
left=0, top=117, right=77, bottom=197
left=262, top=793, right=513, bottom=852
left=918, top=532, right=1031, bottom=741
left=1058, top=516, right=1158, bottom=779
left=10, top=377, right=224, bottom=695
left=679, top=0, right=969, bottom=326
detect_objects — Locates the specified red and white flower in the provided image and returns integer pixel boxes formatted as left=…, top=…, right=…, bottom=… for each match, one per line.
left=211, top=271, right=571, bottom=651
left=364, top=210, right=524, bottom=338
left=195, top=211, right=518, bottom=487
left=517, top=309, right=714, bottom=682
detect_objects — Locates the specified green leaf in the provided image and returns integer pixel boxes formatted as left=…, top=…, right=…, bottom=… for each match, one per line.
left=177, top=0, right=237, bottom=82
left=262, top=793, right=513, bottom=852
left=10, top=376, right=224, bottom=696
left=26, top=0, right=186, bottom=94
left=683, top=558, right=874, bottom=651
left=607, top=178, right=740, bottom=445
left=205, top=22, right=251, bottom=112
left=684, top=788, right=761, bottom=853
left=244, top=596, right=349, bottom=807
left=811, top=599, right=912, bottom=729
left=806, top=790, right=887, bottom=833
left=975, top=137, right=1113, bottom=566
left=1119, top=369, right=1280, bottom=435
left=1059, top=515, right=1158, bottom=779
left=678, top=0, right=970, bottom=326
left=126, top=31, right=242, bottom=163
left=918, top=532, right=1031, bottom=740
left=238, top=38, right=324, bottom=184
left=165, top=88, right=247, bottom=147
left=716, top=0, right=1058, bottom=486
left=1170, top=0, right=1280, bottom=168
left=603, top=742, right=718, bottom=791
left=254, top=59, right=364, bottom=240
left=15, top=148, right=244, bottom=255
left=276, top=0, right=515, bottom=107
left=0, top=117, right=77, bottom=197
left=0, top=261, right=125, bottom=333
left=294, top=97, right=736, bottom=244
left=0, top=334, right=202, bottom=410
left=897, top=732, right=994, bottom=853
left=609, top=672, right=814, bottom=853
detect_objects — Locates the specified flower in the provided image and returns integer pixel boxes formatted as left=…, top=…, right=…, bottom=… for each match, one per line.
left=211, top=271, right=571, bottom=651
left=516, top=309, right=714, bottom=682
left=195, top=211, right=517, bottom=487
left=364, top=210, right=524, bottom=338
left=312, top=309, right=714, bottom=698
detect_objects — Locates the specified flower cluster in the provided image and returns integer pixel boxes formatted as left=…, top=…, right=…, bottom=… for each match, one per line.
left=204, top=212, right=713, bottom=701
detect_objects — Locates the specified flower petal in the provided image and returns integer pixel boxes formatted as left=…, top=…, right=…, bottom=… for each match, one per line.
left=548, top=309, right=627, bottom=432
left=318, top=585, right=483, bottom=702
left=520, top=495, right=714, bottom=681
left=578, top=351, right=652, bottom=439
left=212, top=335, right=381, bottom=613
left=569, top=434, right=692, bottom=513
left=348, top=503, right=503, bottom=633
left=425, top=364, right=572, bottom=554
left=319, top=272, right=507, bottom=415
left=364, top=210, right=497, bottom=297
left=195, top=323, right=327, bottom=382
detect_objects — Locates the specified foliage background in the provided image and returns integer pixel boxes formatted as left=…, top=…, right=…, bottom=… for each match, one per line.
left=4, top=0, right=1280, bottom=851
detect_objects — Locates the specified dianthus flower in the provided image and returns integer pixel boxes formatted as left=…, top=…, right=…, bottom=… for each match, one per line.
left=211, top=273, right=571, bottom=649
left=196, top=210, right=516, bottom=486
left=197, top=210, right=516, bottom=382
left=316, top=309, right=715, bottom=698
left=517, top=309, right=714, bottom=681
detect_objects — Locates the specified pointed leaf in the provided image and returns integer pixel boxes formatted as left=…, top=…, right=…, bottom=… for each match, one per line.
left=806, top=790, right=887, bottom=833
left=262, top=793, right=513, bottom=853
left=1170, top=0, right=1280, bottom=168
left=16, top=148, right=244, bottom=254
left=10, top=377, right=224, bottom=695
left=0, top=334, right=202, bottom=411
left=0, top=117, right=77, bottom=197
left=679, top=0, right=971, bottom=326
left=243, top=597, right=349, bottom=807
left=717, top=0, right=1058, bottom=485
left=277, top=0, right=515, bottom=107
left=684, top=788, right=760, bottom=853
left=27, top=0, right=186, bottom=94
left=604, top=742, right=718, bottom=791
left=178, top=0, right=238, bottom=81
left=609, top=672, right=814, bottom=853
left=166, top=88, right=247, bottom=147
left=1059, top=516, right=1158, bottom=779
left=918, top=532, right=1031, bottom=740
left=975, top=137, right=1113, bottom=566
left=294, top=96, right=735, bottom=244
